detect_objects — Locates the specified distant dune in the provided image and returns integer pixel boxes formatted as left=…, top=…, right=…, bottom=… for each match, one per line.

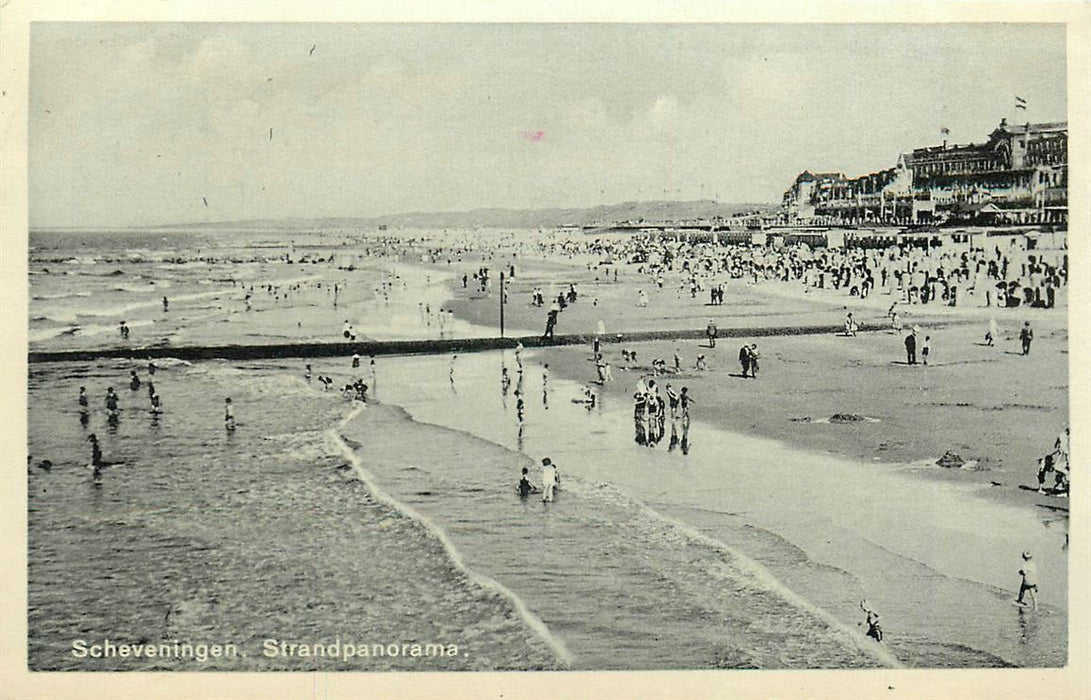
left=132, top=200, right=777, bottom=232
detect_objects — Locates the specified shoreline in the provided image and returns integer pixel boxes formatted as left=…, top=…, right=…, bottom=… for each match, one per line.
left=337, top=397, right=898, bottom=669
left=339, top=351, right=1064, bottom=667
left=427, top=255, right=1068, bottom=521
left=330, top=403, right=574, bottom=668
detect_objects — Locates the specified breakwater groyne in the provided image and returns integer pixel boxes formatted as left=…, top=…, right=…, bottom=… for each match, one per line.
left=26, top=324, right=882, bottom=363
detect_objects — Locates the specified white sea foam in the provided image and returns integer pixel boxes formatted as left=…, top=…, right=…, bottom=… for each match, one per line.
left=563, top=478, right=904, bottom=668
left=329, top=404, right=574, bottom=667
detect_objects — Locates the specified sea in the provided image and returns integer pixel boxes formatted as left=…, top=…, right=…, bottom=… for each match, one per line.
left=25, top=228, right=1067, bottom=671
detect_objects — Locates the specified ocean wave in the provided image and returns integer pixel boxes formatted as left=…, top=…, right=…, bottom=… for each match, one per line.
left=28, top=327, right=75, bottom=343
left=329, top=405, right=574, bottom=667
left=562, top=478, right=904, bottom=669
left=31, top=291, right=93, bottom=301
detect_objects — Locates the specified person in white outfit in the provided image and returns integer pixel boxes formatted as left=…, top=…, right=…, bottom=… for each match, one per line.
left=541, top=457, right=558, bottom=502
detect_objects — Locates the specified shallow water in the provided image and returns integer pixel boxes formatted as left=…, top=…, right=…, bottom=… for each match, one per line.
left=342, top=350, right=1066, bottom=668
left=26, top=228, right=1066, bottom=670
left=26, top=360, right=556, bottom=671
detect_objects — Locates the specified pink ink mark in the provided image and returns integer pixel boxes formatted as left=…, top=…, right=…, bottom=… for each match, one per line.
left=521, top=129, right=546, bottom=143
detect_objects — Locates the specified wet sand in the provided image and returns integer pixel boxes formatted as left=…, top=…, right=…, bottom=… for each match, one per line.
left=533, top=320, right=1068, bottom=517
left=336, top=350, right=1065, bottom=667
left=432, top=253, right=1068, bottom=516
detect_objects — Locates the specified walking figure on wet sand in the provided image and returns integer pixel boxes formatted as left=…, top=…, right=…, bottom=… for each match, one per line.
left=1019, top=321, right=1034, bottom=355
left=1015, top=551, right=1039, bottom=610
left=224, top=398, right=236, bottom=431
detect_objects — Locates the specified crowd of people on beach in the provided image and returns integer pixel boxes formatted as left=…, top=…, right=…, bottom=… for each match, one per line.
left=46, top=224, right=1069, bottom=655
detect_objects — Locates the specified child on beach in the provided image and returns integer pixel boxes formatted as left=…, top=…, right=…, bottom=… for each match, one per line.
left=922, top=336, right=931, bottom=365
left=224, top=398, right=236, bottom=431
left=680, top=387, right=693, bottom=420
left=541, top=458, right=558, bottom=502
left=985, top=318, right=998, bottom=346
left=1016, top=551, right=1039, bottom=610
left=78, top=386, right=89, bottom=422
left=517, top=467, right=537, bottom=499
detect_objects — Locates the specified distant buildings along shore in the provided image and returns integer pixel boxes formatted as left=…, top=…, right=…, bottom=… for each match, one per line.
left=782, top=118, right=1067, bottom=227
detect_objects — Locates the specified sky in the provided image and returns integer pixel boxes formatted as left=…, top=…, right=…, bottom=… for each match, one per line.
left=28, top=22, right=1067, bottom=228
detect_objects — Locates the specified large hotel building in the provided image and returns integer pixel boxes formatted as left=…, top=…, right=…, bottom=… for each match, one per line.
left=781, top=119, right=1067, bottom=226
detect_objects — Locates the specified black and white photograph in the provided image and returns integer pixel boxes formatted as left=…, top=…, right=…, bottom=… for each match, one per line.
left=2, top=2, right=1088, bottom=698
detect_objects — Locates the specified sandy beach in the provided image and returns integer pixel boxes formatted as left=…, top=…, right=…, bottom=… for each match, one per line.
left=24, top=228, right=1070, bottom=671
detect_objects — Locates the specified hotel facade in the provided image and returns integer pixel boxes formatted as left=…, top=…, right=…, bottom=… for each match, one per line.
left=781, top=119, right=1067, bottom=227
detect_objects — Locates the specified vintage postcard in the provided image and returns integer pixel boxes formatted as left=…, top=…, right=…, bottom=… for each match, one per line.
left=2, top=2, right=1087, bottom=698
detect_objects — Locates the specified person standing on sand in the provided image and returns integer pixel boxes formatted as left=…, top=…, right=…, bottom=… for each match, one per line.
left=904, top=329, right=917, bottom=365
left=680, top=387, right=694, bottom=421
left=706, top=319, right=718, bottom=348
left=739, top=344, right=751, bottom=378
left=541, top=458, right=558, bottom=503
left=922, top=335, right=931, bottom=365
left=1020, top=321, right=1034, bottom=355
left=1016, top=551, right=1039, bottom=610
left=543, top=303, right=559, bottom=340
left=748, top=344, right=760, bottom=378
left=666, top=384, right=679, bottom=419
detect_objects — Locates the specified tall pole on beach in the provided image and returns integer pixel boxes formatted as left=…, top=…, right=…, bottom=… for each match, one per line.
left=499, top=271, right=505, bottom=338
